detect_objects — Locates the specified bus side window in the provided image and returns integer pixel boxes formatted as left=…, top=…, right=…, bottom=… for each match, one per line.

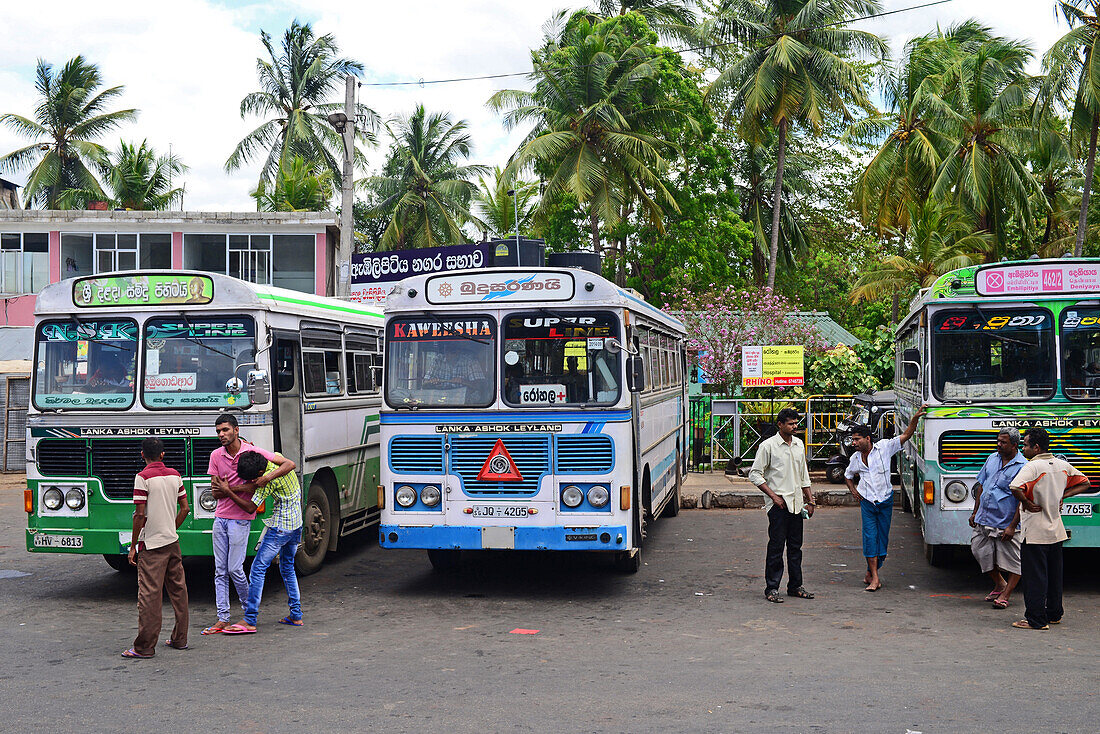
left=275, top=342, right=297, bottom=395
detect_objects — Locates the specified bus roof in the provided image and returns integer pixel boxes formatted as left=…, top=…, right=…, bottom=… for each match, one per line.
left=383, top=266, right=685, bottom=333
left=900, top=257, right=1100, bottom=325
left=34, top=270, right=383, bottom=325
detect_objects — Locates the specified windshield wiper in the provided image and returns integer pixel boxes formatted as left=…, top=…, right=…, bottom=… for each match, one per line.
left=971, top=305, right=1040, bottom=348
left=175, top=312, right=238, bottom=360
left=67, top=315, right=135, bottom=354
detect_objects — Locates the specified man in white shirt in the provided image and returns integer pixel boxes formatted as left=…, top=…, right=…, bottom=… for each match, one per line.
left=749, top=408, right=815, bottom=603
left=844, top=405, right=925, bottom=591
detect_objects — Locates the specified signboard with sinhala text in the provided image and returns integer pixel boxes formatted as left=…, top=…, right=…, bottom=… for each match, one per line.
left=73, top=274, right=213, bottom=307
left=742, top=345, right=805, bottom=387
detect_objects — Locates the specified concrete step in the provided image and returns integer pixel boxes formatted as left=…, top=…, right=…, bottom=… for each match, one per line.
left=681, top=471, right=901, bottom=510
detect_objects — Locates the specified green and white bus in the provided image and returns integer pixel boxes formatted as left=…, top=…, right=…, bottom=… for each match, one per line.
left=895, top=258, right=1100, bottom=564
left=25, top=270, right=383, bottom=574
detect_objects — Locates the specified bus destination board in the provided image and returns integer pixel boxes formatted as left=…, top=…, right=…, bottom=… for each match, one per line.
left=74, top=275, right=213, bottom=307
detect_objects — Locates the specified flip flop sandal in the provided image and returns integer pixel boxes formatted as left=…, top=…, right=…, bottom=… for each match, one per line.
left=163, top=640, right=189, bottom=649
left=278, top=616, right=304, bottom=626
left=1012, top=619, right=1048, bottom=630
left=221, top=623, right=257, bottom=635
left=992, top=598, right=1009, bottom=609
left=201, top=626, right=226, bottom=635
left=984, top=590, right=1003, bottom=602
left=121, top=648, right=154, bottom=659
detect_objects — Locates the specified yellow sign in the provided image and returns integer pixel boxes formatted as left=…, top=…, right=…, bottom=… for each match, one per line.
left=742, top=345, right=804, bottom=388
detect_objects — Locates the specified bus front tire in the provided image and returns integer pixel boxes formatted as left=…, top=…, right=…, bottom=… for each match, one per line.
left=103, top=554, right=134, bottom=573
left=925, top=542, right=951, bottom=567
left=296, top=482, right=332, bottom=576
left=662, top=453, right=682, bottom=518
left=427, top=549, right=461, bottom=572
left=613, top=548, right=641, bottom=573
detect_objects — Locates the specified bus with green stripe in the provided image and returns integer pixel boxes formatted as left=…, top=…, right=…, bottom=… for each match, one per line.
left=25, top=270, right=383, bottom=574
left=895, top=258, right=1100, bottom=565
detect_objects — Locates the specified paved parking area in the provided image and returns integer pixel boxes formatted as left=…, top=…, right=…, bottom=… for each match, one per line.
left=1, top=476, right=1097, bottom=733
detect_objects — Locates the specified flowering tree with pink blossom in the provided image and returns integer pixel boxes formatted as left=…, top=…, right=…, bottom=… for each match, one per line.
left=667, top=284, right=829, bottom=396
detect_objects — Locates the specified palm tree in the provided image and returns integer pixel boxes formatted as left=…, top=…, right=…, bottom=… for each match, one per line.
left=927, top=36, right=1044, bottom=257
left=252, top=155, right=334, bottom=212
left=225, top=20, right=376, bottom=187
left=1041, top=0, right=1100, bottom=256
left=0, top=56, right=137, bottom=208
left=595, top=0, right=698, bottom=45
left=366, top=105, right=487, bottom=249
left=1028, top=117, right=1081, bottom=253
left=489, top=11, right=696, bottom=255
left=707, top=0, right=888, bottom=289
left=59, top=140, right=186, bottom=210
left=473, top=166, right=538, bottom=240
left=851, top=200, right=992, bottom=302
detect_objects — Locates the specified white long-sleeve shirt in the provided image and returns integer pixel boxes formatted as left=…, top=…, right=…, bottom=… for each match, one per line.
left=748, top=433, right=811, bottom=514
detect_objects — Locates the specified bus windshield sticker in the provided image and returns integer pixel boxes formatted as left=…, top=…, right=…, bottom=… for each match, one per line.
left=388, top=317, right=495, bottom=341
left=517, top=384, right=569, bottom=405
left=426, top=271, right=575, bottom=304
left=74, top=274, right=213, bottom=307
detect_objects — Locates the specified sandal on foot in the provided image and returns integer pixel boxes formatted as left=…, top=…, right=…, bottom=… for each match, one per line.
left=201, top=625, right=227, bottom=635
left=163, top=639, right=189, bottom=649
left=764, top=589, right=784, bottom=603
left=1012, top=619, right=1048, bottom=630
left=992, top=598, right=1009, bottom=609
left=278, top=616, right=304, bottom=626
left=222, top=623, right=257, bottom=635
left=984, top=589, right=1004, bottom=602
left=121, top=648, right=153, bottom=659
left=787, top=587, right=815, bottom=599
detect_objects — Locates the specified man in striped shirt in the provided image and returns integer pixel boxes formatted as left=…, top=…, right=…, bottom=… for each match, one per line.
left=217, top=450, right=302, bottom=633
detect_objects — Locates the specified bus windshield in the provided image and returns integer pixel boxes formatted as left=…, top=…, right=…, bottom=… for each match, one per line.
left=143, top=317, right=256, bottom=409
left=932, top=308, right=1055, bottom=401
left=502, top=311, right=621, bottom=406
left=1061, top=308, right=1100, bottom=400
left=385, top=315, right=496, bottom=408
left=34, top=318, right=138, bottom=409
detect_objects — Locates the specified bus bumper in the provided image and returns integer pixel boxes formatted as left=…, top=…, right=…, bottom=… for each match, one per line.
left=378, top=524, right=630, bottom=551
left=26, top=527, right=266, bottom=556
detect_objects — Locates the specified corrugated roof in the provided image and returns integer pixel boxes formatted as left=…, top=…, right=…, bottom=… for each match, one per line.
left=787, top=311, right=861, bottom=347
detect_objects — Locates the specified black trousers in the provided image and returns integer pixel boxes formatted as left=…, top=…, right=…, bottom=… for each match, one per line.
left=1021, top=541, right=1063, bottom=628
left=765, top=504, right=804, bottom=593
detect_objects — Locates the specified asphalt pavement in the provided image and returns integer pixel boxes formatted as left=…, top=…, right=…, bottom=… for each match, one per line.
left=1, top=474, right=1097, bottom=733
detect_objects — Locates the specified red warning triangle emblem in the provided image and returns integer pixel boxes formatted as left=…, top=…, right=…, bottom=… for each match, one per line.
left=477, top=439, right=524, bottom=482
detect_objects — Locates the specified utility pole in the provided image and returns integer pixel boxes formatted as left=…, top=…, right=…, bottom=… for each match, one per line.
left=336, top=75, right=356, bottom=299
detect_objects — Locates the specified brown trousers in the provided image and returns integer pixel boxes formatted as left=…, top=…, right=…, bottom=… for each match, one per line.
left=134, top=541, right=189, bottom=655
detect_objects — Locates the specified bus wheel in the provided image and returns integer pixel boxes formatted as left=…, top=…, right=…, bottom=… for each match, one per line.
left=103, top=554, right=134, bottom=573
left=662, top=452, right=682, bottom=518
left=296, top=481, right=332, bottom=576
left=613, top=548, right=641, bottom=573
left=900, top=484, right=912, bottom=513
left=427, top=549, right=461, bottom=572
left=925, top=542, right=951, bottom=567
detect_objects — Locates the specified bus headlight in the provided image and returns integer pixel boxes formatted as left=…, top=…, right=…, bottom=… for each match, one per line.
left=586, top=485, right=610, bottom=508
left=395, top=485, right=417, bottom=508
left=944, top=480, right=969, bottom=503
left=420, top=485, right=441, bottom=507
left=42, top=486, right=64, bottom=511
left=64, top=488, right=86, bottom=510
left=561, top=485, right=583, bottom=508
left=199, top=490, right=217, bottom=512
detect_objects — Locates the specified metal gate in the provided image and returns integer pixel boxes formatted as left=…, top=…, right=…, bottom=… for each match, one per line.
left=2, top=374, right=29, bottom=472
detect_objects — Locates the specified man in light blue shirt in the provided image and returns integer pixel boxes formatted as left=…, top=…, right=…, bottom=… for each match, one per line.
left=969, top=428, right=1027, bottom=609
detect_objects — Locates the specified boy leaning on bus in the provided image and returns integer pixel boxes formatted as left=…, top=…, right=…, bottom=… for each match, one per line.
left=218, top=450, right=302, bottom=633
left=122, top=438, right=190, bottom=659
left=203, top=413, right=288, bottom=635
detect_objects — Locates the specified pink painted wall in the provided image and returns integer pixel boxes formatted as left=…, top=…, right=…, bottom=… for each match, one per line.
left=1, top=294, right=38, bottom=326
left=171, top=232, right=183, bottom=269
left=314, top=233, right=327, bottom=296
left=49, top=231, right=60, bottom=283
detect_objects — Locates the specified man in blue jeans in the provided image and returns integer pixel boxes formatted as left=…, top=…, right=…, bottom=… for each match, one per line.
left=218, top=450, right=303, bottom=633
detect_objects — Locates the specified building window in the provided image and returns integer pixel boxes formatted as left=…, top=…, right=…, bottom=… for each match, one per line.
left=273, top=234, right=315, bottom=293
left=228, top=234, right=271, bottom=285
left=61, top=233, right=93, bottom=276
left=139, top=233, right=172, bottom=269
left=1, top=232, right=49, bottom=294
left=95, top=233, right=138, bottom=272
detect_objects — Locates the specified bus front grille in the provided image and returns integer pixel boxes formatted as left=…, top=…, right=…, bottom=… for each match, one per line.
left=555, top=436, right=614, bottom=473
left=940, top=430, right=1100, bottom=492
left=449, top=436, right=548, bottom=497
left=190, top=438, right=224, bottom=475
left=389, top=436, right=444, bottom=473
left=37, top=438, right=88, bottom=476
left=89, top=439, right=188, bottom=499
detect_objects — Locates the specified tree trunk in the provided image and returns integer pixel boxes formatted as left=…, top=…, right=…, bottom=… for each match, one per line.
left=589, top=210, right=601, bottom=255
left=1076, top=113, right=1099, bottom=258
left=891, top=290, right=900, bottom=325
left=767, top=119, right=788, bottom=290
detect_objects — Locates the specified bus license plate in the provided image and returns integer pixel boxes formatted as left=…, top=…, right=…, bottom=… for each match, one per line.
left=1061, top=503, right=1093, bottom=517
left=470, top=505, right=528, bottom=518
left=33, top=533, right=83, bottom=549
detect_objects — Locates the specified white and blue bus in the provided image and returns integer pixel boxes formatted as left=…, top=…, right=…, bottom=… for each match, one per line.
left=378, top=267, right=687, bottom=572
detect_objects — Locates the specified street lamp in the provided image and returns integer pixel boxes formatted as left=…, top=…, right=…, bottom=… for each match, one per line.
left=326, top=77, right=356, bottom=299
left=506, top=189, right=519, bottom=250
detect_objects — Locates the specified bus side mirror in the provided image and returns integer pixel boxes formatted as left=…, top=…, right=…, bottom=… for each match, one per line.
left=902, top=348, right=920, bottom=381
left=248, top=370, right=271, bottom=404
left=627, top=355, right=645, bottom=392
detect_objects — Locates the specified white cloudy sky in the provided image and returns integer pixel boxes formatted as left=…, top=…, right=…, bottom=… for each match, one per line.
left=0, top=0, right=1072, bottom=211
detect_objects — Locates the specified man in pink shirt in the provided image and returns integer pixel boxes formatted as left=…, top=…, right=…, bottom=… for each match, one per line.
left=202, top=413, right=284, bottom=634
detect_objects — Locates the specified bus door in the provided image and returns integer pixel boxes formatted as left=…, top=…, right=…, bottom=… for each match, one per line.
left=272, top=333, right=303, bottom=467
